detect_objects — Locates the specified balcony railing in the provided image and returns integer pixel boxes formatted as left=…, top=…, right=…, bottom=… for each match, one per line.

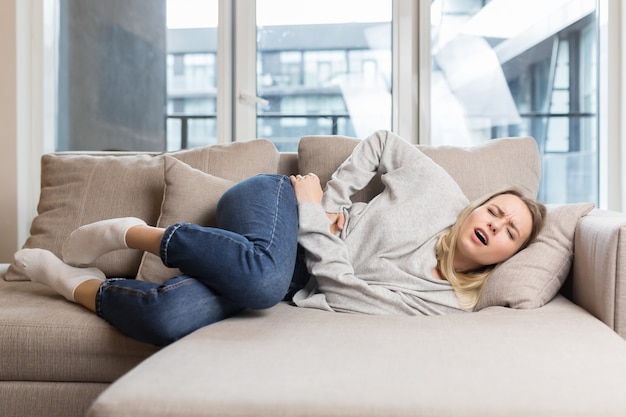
left=167, top=113, right=351, bottom=149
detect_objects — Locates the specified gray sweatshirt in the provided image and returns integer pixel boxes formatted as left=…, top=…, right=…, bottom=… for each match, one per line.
left=292, top=130, right=470, bottom=315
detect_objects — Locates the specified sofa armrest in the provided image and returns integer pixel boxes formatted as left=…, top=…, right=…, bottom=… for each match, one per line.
left=571, top=209, right=626, bottom=339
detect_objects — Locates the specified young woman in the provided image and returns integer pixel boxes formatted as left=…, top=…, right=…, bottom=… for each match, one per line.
left=9, top=130, right=546, bottom=345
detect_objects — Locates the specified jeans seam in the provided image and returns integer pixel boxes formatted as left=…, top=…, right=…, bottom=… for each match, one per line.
left=161, top=222, right=186, bottom=267
left=266, top=175, right=286, bottom=252
left=100, top=277, right=200, bottom=299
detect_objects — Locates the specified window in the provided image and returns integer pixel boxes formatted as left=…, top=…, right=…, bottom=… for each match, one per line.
left=430, top=0, right=599, bottom=204
left=254, top=0, right=392, bottom=151
left=51, top=0, right=604, bottom=206
left=56, top=0, right=168, bottom=151
left=166, top=0, right=219, bottom=150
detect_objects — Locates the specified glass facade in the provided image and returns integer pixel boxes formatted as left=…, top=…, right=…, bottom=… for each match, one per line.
left=430, top=0, right=599, bottom=204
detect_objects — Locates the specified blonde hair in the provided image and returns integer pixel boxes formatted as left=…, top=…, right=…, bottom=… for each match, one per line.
left=435, top=189, right=546, bottom=310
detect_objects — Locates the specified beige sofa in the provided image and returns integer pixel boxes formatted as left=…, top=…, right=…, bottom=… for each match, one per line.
left=2, top=133, right=626, bottom=417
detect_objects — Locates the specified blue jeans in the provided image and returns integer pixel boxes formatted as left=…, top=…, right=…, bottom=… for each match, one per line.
left=95, top=174, right=301, bottom=346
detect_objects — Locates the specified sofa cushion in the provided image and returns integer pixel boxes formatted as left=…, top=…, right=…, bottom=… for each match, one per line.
left=136, top=157, right=234, bottom=284
left=7, top=153, right=165, bottom=279
left=297, top=134, right=541, bottom=202
left=87, top=298, right=626, bottom=417
left=6, top=140, right=279, bottom=281
left=476, top=202, right=595, bottom=310
left=0, top=277, right=157, bottom=383
left=171, top=139, right=280, bottom=182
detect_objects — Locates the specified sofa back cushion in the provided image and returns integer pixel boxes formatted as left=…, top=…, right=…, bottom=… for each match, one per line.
left=297, top=135, right=541, bottom=201
left=9, top=140, right=279, bottom=280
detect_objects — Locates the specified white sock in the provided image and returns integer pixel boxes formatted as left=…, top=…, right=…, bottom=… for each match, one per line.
left=11, top=248, right=105, bottom=302
left=62, top=217, right=147, bottom=266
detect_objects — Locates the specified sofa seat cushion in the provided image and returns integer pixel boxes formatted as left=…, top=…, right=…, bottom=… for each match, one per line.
left=0, top=276, right=158, bottom=383
left=88, top=297, right=626, bottom=417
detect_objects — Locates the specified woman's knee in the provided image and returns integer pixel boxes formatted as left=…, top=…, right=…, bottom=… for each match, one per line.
left=240, top=268, right=293, bottom=310
left=125, top=297, right=242, bottom=346
left=218, top=174, right=288, bottom=208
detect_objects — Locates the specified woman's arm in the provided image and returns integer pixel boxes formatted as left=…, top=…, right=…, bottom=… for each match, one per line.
left=291, top=173, right=343, bottom=233
left=322, top=130, right=422, bottom=213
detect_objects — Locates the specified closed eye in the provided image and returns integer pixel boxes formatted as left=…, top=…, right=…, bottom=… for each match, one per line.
left=490, top=204, right=519, bottom=240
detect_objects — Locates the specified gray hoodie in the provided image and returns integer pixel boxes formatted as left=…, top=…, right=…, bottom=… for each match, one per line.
left=293, top=130, right=470, bottom=315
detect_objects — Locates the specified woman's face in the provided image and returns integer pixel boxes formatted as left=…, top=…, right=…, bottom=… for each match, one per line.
left=454, top=194, right=533, bottom=272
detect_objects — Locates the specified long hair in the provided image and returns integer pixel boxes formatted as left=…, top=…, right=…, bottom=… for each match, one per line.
left=435, top=189, right=546, bottom=310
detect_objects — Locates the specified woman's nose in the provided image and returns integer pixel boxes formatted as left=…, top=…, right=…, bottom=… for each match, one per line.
left=488, top=221, right=501, bottom=233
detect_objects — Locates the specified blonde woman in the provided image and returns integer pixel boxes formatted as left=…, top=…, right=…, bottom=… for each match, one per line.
left=11, top=130, right=545, bottom=345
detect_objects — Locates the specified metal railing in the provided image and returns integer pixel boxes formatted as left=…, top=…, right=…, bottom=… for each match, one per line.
left=167, top=113, right=350, bottom=148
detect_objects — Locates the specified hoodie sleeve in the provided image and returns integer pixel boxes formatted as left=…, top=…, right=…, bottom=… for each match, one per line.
left=322, top=130, right=423, bottom=213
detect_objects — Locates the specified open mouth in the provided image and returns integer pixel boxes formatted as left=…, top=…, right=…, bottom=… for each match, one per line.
left=475, top=229, right=488, bottom=245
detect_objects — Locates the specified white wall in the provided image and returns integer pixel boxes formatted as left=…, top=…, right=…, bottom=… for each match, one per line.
left=0, top=1, right=18, bottom=263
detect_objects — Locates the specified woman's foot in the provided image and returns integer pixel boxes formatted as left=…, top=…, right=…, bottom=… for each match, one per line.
left=62, top=217, right=146, bottom=266
left=11, top=248, right=105, bottom=301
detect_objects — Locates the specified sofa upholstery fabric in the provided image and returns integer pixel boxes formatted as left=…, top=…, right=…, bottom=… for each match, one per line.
left=87, top=298, right=626, bottom=417
left=572, top=210, right=626, bottom=337
left=0, top=278, right=157, bottom=382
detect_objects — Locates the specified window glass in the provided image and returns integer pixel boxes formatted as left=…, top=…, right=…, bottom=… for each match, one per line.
left=166, top=0, right=219, bottom=150
left=431, top=0, right=599, bottom=204
left=256, top=0, right=392, bottom=151
left=57, top=0, right=167, bottom=151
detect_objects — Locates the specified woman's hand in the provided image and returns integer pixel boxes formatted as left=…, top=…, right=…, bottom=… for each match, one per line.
left=290, top=173, right=345, bottom=234
left=326, top=212, right=345, bottom=234
left=290, top=173, right=323, bottom=204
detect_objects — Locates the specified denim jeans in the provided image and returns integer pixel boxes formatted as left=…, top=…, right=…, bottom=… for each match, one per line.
left=95, top=174, right=302, bottom=346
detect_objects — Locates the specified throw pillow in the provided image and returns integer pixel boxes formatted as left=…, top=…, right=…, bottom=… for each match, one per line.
left=135, top=156, right=234, bottom=284
left=475, top=202, right=595, bottom=310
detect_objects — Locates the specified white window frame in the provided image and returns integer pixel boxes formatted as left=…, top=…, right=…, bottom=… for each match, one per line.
left=599, top=0, right=626, bottom=210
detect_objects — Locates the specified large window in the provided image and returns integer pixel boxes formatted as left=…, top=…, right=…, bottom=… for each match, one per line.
left=53, top=0, right=603, bottom=205
left=165, top=0, right=392, bottom=152
left=255, top=0, right=392, bottom=151
left=430, top=0, right=599, bottom=204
